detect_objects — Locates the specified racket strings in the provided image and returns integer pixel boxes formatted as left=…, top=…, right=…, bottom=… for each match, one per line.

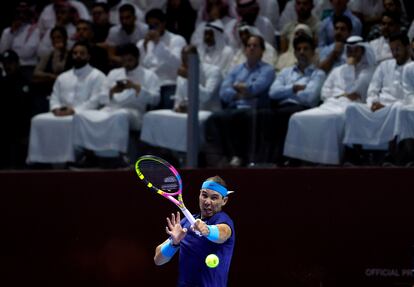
left=138, top=160, right=180, bottom=193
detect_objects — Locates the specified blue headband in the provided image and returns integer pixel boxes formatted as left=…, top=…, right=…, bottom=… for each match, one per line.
left=201, top=181, right=228, bottom=197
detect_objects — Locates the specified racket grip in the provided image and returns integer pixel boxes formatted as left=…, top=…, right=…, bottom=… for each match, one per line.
left=181, top=208, right=201, bottom=236
left=181, top=208, right=196, bottom=225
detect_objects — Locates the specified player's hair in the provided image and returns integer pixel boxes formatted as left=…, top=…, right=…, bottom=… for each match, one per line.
left=206, top=176, right=227, bottom=188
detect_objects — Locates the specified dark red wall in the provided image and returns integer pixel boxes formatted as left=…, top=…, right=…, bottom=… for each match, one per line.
left=1, top=168, right=414, bottom=286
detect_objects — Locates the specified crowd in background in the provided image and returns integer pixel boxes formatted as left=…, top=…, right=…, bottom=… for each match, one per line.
left=1, top=0, right=414, bottom=169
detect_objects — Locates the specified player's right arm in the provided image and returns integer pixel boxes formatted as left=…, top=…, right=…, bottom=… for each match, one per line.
left=154, top=238, right=175, bottom=265
left=154, top=212, right=187, bottom=266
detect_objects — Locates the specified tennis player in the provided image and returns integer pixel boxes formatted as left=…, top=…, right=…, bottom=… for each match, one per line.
left=154, top=175, right=235, bottom=287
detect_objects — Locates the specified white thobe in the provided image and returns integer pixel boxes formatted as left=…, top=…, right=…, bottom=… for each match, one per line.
left=369, top=36, right=392, bottom=65
left=137, top=30, right=186, bottom=85
left=72, top=66, right=160, bottom=153
left=284, top=62, right=375, bottom=164
left=0, top=24, right=40, bottom=66
left=106, top=23, right=148, bottom=46
left=395, top=62, right=414, bottom=141
left=140, top=63, right=222, bottom=152
left=27, top=65, right=106, bottom=163
left=37, top=1, right=90, bottom=37
left=192, top=21, right=234, bottom=77
left=344, top=59, right=407, bottom=146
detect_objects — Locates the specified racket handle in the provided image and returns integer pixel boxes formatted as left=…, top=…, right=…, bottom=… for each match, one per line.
left=181, top=208, right=201, bottom=236
left=181, top=208, right=196, bottom=225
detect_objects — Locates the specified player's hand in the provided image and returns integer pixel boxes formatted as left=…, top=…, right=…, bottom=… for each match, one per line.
left=192, top=219, right=209, bottom=236
left=166, top=212, right=187, bottom=245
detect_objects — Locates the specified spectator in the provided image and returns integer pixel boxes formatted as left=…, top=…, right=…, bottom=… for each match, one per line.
left=229, top=23, right=278, bottom=70
left=104, top=0, right=145, bottom=26
left=225, top=0, right=276, bottom=48
left=261, top=34, right=325, bottom=164
left=32, top=26, right=71, bottom=115
left=193, top=20, right=234, bottom=77
left=91, top=2, right=113, bottom=43
left=140, top=45, right=222, bottom=157
left=27, top=41, right=106, bottom=165
left=284, top=36, right=376, bottom=165
left=137, top=8, right=186, bottom=109
left=276, top=23, right=313, bottom=72
left=279, top=0, right=319, bottom=53
left=343, top=32, right=411, bottom=164
left=37, top=0, right=90, bottom=38
left=72, top=43, right=160, bottom=168
left=369, top=11, right=401, bottom=64
left=74, top=19, right=110, bottom=73
left=37, top=2, right=77, bottom=58
left=205, top=35, right=275, bottom=167
left=194, top=0, right=237, bottom=27
left=0, top=1, right=40, bottom=81
left=318, top=0, right=362, bottom=47
left=166, top=0, right=197, bottom=43
left=318, top=14, right=352, bottom=73
left=391, top=45, right=414, bottom=165
left=369, top=0, right=408, bottom=41
left=0, top=50, right=32, bottom=169
left=106, top=3, right=147, bottom=47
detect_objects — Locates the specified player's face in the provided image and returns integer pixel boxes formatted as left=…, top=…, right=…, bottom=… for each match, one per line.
left=199, top=189, right=228, bottom=218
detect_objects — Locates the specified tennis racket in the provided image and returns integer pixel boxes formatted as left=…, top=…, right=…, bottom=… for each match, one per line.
left=135, top=155, right=200, bottom=234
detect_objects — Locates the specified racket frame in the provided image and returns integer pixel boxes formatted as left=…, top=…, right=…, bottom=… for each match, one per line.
left=135, top=155, right=197, bottom=226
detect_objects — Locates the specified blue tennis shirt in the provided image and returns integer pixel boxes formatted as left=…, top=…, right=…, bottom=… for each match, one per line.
left=177, top=211, right=235, bottom=287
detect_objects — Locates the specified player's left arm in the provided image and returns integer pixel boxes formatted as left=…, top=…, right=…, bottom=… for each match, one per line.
left=193, top=219, right=232, bottom=244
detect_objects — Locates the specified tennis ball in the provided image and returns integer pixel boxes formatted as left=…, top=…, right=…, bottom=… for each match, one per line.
left=205, top=254, right=219, bottom=268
